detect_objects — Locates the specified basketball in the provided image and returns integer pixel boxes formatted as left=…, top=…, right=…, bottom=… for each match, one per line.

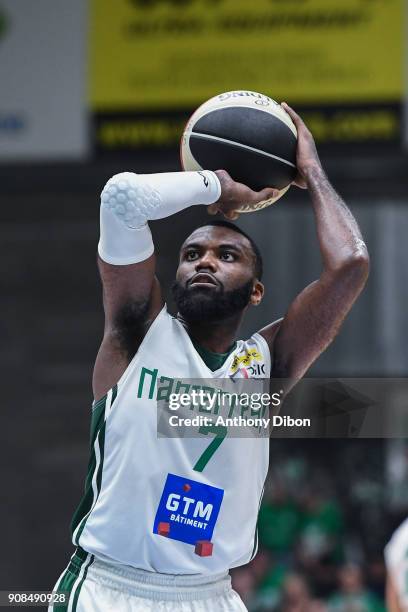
left=180, top=90, right=298, bottom=212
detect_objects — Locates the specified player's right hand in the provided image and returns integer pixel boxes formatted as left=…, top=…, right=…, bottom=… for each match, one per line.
left=208, top=169, right=278, bottom=221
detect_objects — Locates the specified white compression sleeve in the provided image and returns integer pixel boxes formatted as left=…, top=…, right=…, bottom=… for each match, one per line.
left=98, top=170, right=221, bottom=265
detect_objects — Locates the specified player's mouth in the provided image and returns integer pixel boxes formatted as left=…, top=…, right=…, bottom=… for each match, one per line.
left=188, top=273, right=219, bottom=287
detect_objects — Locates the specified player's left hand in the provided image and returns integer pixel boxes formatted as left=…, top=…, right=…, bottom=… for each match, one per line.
left=207, top=169, right=278, bottom=221
left=281, top=102, right=322, bottom=189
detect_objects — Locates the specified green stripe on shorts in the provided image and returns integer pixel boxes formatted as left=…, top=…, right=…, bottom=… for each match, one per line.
left=70, top=554, right=94, bottom=612
left=52, top=549, right=92, bottom=612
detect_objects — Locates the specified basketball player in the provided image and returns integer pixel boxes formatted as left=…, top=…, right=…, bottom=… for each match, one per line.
left=385, top=517, right=408, bottom=611
left=50, top=104, right=369, bottom=611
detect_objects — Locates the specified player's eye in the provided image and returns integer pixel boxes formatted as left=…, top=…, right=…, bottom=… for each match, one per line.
left=185, top=250, right=199, bottom=261
left=220, top=251, right=235, bottom=262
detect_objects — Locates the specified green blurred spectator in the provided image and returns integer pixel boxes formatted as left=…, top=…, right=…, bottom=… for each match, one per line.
left=297, top=488, right=344, bottom=597
left=252, top=561, right=286, bottom=611
left=328, top=564, right=385, bottom=612
left=258, top=482, right=302, bottom=557
left=298, top=488, right=344, bottom=564
left=281, top=573, right=327, bottom=612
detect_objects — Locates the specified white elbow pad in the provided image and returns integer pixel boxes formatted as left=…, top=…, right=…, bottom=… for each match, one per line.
left=98, top=170, right=221, bottom=265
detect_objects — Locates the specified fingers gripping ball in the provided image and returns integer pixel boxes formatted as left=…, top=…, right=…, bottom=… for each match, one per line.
left=181, top=91, right=298, bottom=213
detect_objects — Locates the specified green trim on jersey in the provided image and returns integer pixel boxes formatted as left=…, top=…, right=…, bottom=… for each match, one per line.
left=70, top=385, right=118, bottom=545
left=193, top=341, right=237, bottom=372
left=249, top=485, right=265, bottom=562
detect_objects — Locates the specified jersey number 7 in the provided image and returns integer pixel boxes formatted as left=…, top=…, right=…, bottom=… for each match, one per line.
left=193, top=423, right=227, bottom=472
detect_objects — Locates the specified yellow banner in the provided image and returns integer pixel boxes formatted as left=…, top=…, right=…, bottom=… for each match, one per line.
left=90, top=0, right=404, bottom=110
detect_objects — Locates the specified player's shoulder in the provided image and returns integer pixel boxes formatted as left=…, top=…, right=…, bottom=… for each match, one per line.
left=239, top=330, right=270, bottom=352
left=385, top=518, right=408, bottom=570
left=257, top=318, right=283, bottom=349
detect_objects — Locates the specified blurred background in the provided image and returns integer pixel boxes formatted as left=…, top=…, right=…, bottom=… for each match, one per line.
left=1, top=0, right=408, bottom=609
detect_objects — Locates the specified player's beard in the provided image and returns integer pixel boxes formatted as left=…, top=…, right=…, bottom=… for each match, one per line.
left=171, top=278, right=254, bottom=323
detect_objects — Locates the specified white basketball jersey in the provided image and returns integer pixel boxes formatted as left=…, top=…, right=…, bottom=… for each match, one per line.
left=71, top=306, right=271, bottom=575
left=385, top=518, right=408, bottom=610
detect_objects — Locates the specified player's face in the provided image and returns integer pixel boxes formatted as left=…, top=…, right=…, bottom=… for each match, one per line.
left=172, top=226, right=264, bottom=323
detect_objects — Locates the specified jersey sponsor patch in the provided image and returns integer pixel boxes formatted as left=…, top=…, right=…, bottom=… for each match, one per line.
left=153, top=473, right=224, bottom=548
left=230, top=348, right=262, bottom=373
left=229, top=347, right=265, bottom=378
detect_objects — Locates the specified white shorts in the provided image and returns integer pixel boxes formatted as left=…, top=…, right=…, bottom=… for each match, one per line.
left=49, top=548, right=247, bottom=611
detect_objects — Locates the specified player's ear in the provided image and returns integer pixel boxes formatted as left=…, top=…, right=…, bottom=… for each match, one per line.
left=250, top=280, right=264, bottom=306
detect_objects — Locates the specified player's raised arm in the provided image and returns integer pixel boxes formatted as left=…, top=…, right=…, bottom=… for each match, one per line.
left=94, top=171, right=218, bottom=400
left=259, top=103, right=369, bottom=391
left=93, top=170, right=277, bottom=400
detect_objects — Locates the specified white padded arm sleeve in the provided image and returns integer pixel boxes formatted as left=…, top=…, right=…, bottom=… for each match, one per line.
left=98, top=170, right=221, bottom=265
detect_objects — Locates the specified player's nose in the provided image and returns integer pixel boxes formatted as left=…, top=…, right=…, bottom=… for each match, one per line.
left=195, top=251, right=217, bottom=272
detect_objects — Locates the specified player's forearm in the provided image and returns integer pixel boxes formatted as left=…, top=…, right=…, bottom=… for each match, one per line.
left=280, top=103, right=368, bottom=279
left=305, top=164, right=369, bottom=277
left=98, top=171, right=221, bottom=265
